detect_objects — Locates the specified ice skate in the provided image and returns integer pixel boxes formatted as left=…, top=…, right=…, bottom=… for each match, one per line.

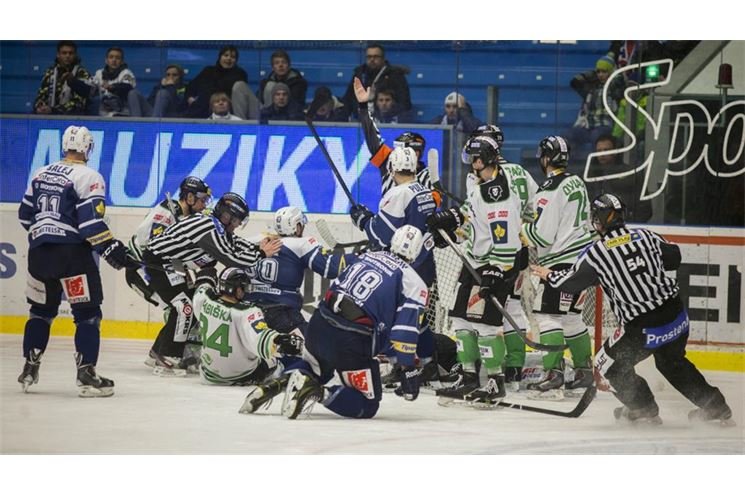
left=239, top=375, right=291, bottom=414
left=689, top=402, right=735, bottom=427
left=526, top=369, right=564, bottom=401
left=76, top=354, right=114, bottom=398
left=281, top=370, right=324, bottom=419
left=613, top=404, right=662, bottom=425
left=381, top=366, right=401, bottom=392
left=504, top=366, right=522, bottom=393
left=18, top=349, right=42, bottom=393
left=150, top=351, right=188, bottom=377
left=466, top=374, right=506, bottom=409
left=436, top=369, right=479, bottom=406
left=565, top=367, right=594, bottom=398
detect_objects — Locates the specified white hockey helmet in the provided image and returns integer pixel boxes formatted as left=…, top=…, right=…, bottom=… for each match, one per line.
left=62, top=125, right=94, bottom=160
left=274, top=206, right=308, bottom=236
left=387, top=146, right=418, bottom=175
left=390, top=225, right=424, bottom=263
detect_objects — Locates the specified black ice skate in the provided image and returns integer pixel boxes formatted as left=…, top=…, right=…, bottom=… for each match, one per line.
left=281, top=370, right=325, bottom=419
left=239, top=375, right=291, bottom=414
left=527, top=369, right=565, bottom=401
left=504, top=366, right=522, bottom=393
left=613, top=404, right=662, bottom=425
left=565, top=367, right=594, bottom=398
left=75, top=354, right=114, bottom=398
left=689, top=402, right=735, bottom=427
left=381, top=366, right=401, bottom=392
left=466, top=374, right=506, bottom=409
left=18, top=348, right=43, bottom=393
left=435, top=369, right=479, bottom=406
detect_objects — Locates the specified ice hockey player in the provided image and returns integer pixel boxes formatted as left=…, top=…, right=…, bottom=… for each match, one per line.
left=126, top=176, right=211, bottom=307
left=240, top=225, right=428, bottom=419
left=17, top=125, right=139, bottom=397
left=426, top=135, right=529, bottom=406
left=193, top=266, right=303, bottom=386
left=520, top=135, right=595, bottom=399
left=245, top=206, right=354, bottom=334
left=532, top=194, right=734, bottom=426
left=469, top=124, right=538, bottom=391
left=142, top=192, right=282, bottom=375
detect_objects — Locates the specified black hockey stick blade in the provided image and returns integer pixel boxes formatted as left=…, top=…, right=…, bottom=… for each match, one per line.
left=436, top=228, right=567, bottom=353
left=304, top=115, right=356, bottom=206
left=496, top=385, right=597, bottom=418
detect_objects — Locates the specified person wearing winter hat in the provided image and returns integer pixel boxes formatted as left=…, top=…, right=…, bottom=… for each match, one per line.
left=259, top=82, right=305, bottom=123
left=430, top=91, right=482, bottom=134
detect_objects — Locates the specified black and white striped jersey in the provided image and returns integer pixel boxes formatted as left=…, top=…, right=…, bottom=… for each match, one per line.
left=146, top=213, right=263, bottom=269
left=547, top=226, right=681, bottom=326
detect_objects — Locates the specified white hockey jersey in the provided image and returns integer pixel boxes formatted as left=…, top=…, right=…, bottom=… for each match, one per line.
left=128, top=199, right=183, bottom=261
left=520, top=171, right=593, bottom=267
left=193, top=284, right=279, bottom=385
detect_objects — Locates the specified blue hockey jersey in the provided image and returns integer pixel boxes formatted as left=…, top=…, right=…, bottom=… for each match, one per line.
left=364, top=180, right=436, bottom=249
left=329, top=251, right=428, bottom=367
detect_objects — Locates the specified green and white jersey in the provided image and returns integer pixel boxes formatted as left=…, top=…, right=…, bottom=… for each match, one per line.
left=499, top=159, right=539, bottom=219
left=193, top=284, right=279, bottom=385
left=460, top=165, right=526, bottom=268
left=521, top=170, right=593, bottom=267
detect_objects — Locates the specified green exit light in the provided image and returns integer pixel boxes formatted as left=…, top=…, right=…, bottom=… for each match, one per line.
left=645, top=64, right=660, bottom=80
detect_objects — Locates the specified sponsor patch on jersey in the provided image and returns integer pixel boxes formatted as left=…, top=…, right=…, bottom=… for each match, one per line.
left=537, top=198, right=549, bottom=207
left=94, top=200, right=106, bottom=218
left=608, top=326, right=625, bottom=347
left=150, top=223, right=166, bottom=237
left=391, top=341, right=417, bottom=354
left=487, top=211, right=496, bottom=220
left=604, top=233, right=631, bottom=249
left=61, top=274, right=90, bottom=304
left=419, top=289, right=429, bottom=303
left=478, top=344, right=494, bottom=358
left=490, top=220, right=508, bottom=244
left=183, top=303, right=193, bottom=316
left=342, top=369, right=375, bottom=399
left=89, top=182, right=101, bottom=192
left=247, top=311, right=261, bottom=322
left=497, top=210, right=507, bottom=218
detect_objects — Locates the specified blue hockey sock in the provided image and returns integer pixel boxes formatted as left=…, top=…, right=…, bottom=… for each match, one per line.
left=323, top=385, right=380, bottom=419
left=73, top=307, right=102, bottom=365
left=23, top=315, right=53, bottom=358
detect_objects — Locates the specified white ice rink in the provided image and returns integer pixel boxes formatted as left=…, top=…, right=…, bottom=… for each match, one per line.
left=1, top=334, right=743, bottom=455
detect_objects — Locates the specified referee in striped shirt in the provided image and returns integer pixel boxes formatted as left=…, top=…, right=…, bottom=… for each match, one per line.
left=143, top=192, right=282, bottom=374
left=531, top=193, right=733, bottom=426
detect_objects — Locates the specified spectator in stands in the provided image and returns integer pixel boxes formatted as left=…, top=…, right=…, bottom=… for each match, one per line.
left=33, top=41, right=92, bottom=116
left=208, top=92, right=242, bottom=121
left=566, top=55, right=625, bottom=157
left=259, top=82, right=304, bottom=123
left=430, top=92, right=482, bottom=134
left=607, top=41, right=698, bottom=83
left=127, top=64, right=188, bottom=118
left=306, top=86, right=346, bottom=122
left=257, top=49, right=308, bottom=108
left=370, top=86, right=412, bottom=124
left=585, top=134, right=652, bottom=223
left=338, top=43, right=412, bottom=121
left=185, top=45, right=250, bottom=119
left=89, top=47, right=137, bottom=116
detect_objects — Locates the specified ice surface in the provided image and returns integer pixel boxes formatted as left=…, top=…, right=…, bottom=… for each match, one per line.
left=1, top=335, right=743, bottom=455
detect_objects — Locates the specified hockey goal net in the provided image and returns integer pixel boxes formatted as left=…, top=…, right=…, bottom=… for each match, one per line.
left=427, top=245, right=618, bottom=353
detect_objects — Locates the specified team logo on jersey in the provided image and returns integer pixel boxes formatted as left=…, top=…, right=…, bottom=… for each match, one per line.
left=61, top=275, right=90, bottom=304
left=94, top=200, right=106, bottom=218
left=604, top=234, right=631, bottom=249
left=488, top=185, right=504, bottom=200
left=490, top=221, right=508, bottom=244
left=342, top=369, right=375, bottom=399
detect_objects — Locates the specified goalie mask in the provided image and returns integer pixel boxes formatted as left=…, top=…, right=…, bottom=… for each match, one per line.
left=213, top=192, right=249, bottom=229
left=461, top=135, right=499, bottom=170
left=274, top=206, right=308, bottom=236
left=471, top=124, right=504, bottom=147
left=536, top=135, right=570, bottom=172
left=591, top=193, right=627, bottom=233
left=62, top=125, right=94, bottom=161
left=390, top=225, right=424, bottom=263
left=218, top=267, right=250, bottom=298
left=387, top=147, right=418, bottom=175
left=393, top=132, right=425, bottom=158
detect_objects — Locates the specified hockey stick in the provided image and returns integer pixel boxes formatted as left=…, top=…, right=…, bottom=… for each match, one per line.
left=315, top=218, right=369, bottom=250
left=136, top=259, right=187, bottom=276
left=435, top=228, right=568, bottom=353
left=496, top=384, right=597, bottom=418
left=304, top=114, right=356, bottom=207
left=427, top=149, right=464, bottom=205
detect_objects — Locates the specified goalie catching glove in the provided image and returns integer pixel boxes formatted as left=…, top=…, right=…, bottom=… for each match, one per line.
left=393, top=365, right=422, bottom=401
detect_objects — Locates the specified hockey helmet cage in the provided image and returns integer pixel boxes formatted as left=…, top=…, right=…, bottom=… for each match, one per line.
left=393, top=132, right=426, bottom=155
left=62, top=125, right=94, bottom=160
left=471, top=124, right=504, bottom=147
left=591, top=193, right=627, bottom=232
left=536, top=135, right=570, bottom=167
left=217, top=267, right=250, bottom=297
left=274, top=206, right=308, bottom=236
left=390, top=225, right=424, bottom=263
left=179, top=176, right=212, bottom=202
left=461, top=135, right=499, bottom=167
left=387, top=147, right=418, bottom=175
left=214, top=192, right=250, bottom=228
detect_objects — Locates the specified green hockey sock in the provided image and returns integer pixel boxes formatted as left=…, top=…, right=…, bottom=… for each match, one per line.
left=566, top=330, right=592, bottom=369
left=540, top=329, right=565, bottom=370
left=478, top=335, right=506, bottom=375
left=504, top=331, right=526, bottom=368
left=455, top=330, right=479, bottom=372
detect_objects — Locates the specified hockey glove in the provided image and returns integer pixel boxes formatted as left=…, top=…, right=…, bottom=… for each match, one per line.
left=101, top=239, right=139, bottom=271
left=479, top=266, right=506, bottom=300
left=274, top=332, right=304, bottom=356
left=350, top=204, right=373, bottom=230
left=394, top=366, right=422, bottom=401
left=186, top=266, right=218, bottom=289
left=426, top=208, right=464, bottom=235
left=431, top=228, right=456, bottom=249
